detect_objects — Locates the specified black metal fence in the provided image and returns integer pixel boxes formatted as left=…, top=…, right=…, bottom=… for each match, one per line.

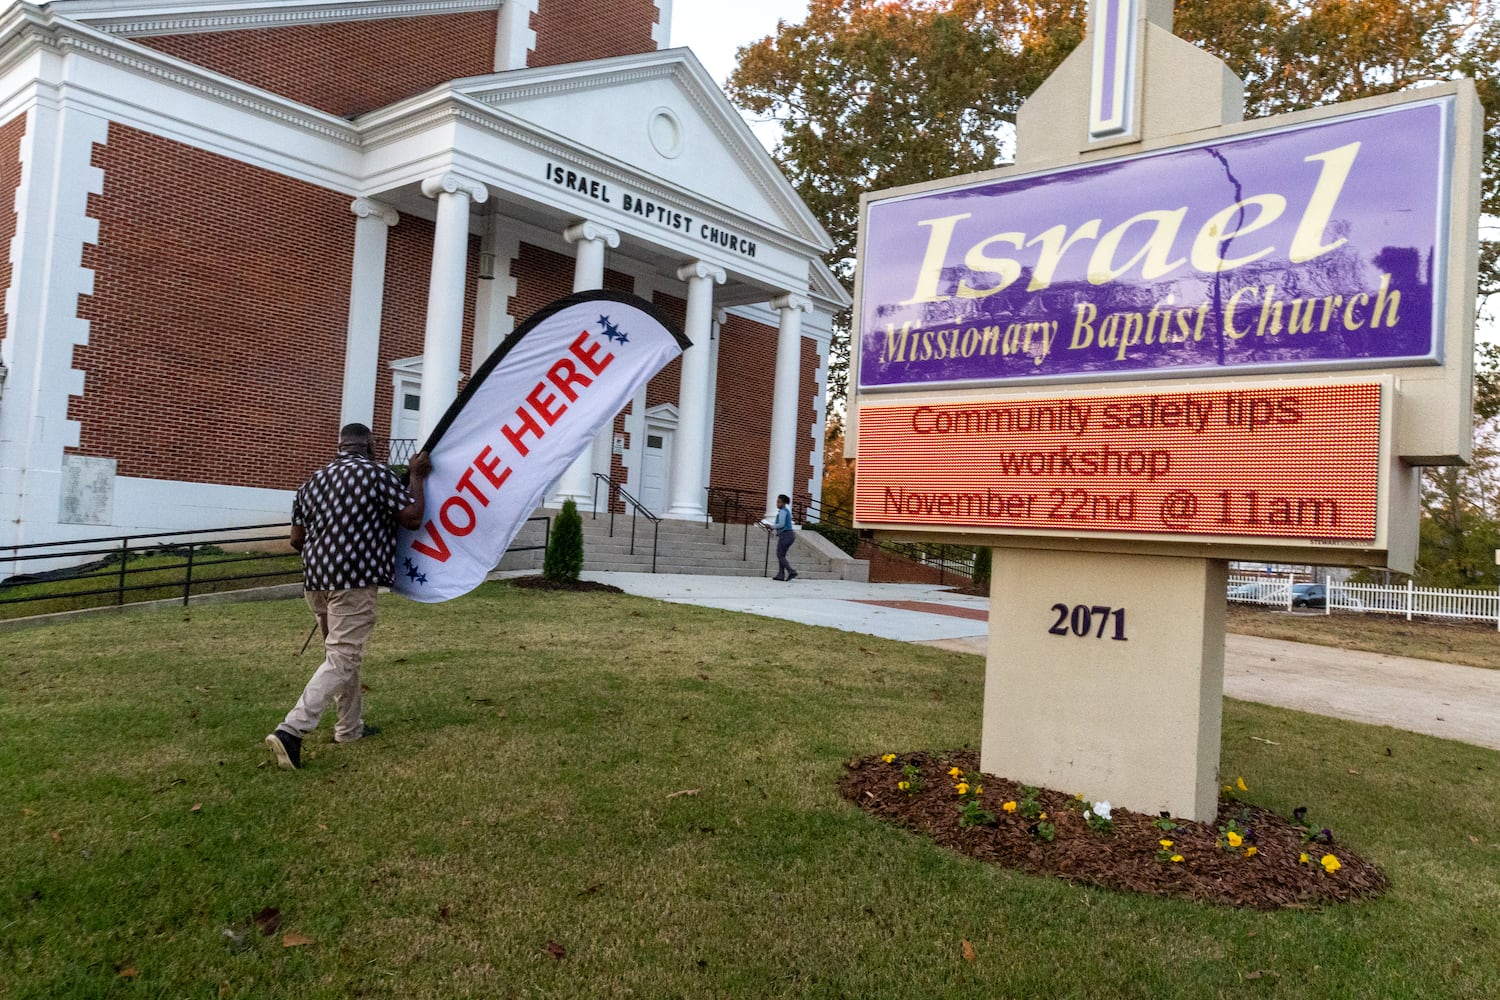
left=1, top=515, right=554, bottom=619
left=0, top=523, right=300, bottom=615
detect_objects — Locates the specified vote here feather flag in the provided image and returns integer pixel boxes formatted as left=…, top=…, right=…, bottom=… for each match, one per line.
left=392, top=290, right=687, bottom=603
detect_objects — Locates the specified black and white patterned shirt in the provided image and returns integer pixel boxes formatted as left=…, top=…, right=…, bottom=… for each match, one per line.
left=293, top=452, right=415, bottom=591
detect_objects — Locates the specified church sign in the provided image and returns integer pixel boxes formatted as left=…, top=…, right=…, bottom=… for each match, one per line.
left=858, top=96, right=1456, bottom=390
left=846, top=1, right=1483, bottom=824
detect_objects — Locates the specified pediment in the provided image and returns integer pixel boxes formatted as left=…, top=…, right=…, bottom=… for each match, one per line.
left=453, top=49, right=832, bottom=252
left=644, top=402, right=679, bottom=425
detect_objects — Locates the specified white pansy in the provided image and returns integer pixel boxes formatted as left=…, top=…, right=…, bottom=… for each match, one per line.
left=1093, top=801, right=1112, bottom=820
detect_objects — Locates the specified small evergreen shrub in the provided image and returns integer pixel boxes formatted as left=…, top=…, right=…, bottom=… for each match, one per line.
left=804, top=521, right=861, bottom=557
left=544, top=498, right=585, bottom=583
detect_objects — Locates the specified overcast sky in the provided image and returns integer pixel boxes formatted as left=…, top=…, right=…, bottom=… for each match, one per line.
left=668, top=0, right=811, bottom=86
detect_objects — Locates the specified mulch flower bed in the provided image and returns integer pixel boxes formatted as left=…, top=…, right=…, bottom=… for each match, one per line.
left=839, top=750, right=1388, bottom=910
left=507, top=575, right=624, bottom=593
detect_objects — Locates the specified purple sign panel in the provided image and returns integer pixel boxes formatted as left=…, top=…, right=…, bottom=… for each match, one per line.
left=858, top=97, right=1453, bottom=390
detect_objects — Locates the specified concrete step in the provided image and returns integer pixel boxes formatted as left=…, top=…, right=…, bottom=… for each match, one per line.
left=500, top=506, right=868, bottom=582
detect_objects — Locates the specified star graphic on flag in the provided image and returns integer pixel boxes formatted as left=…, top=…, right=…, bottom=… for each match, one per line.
left=599, top=314, right=630, bottom=344
left=403, top=557, right=422, bottom=583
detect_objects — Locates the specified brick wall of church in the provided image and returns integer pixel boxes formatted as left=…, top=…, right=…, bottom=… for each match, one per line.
left=646, top=292, right=686, bottom=411
left=0, top=115, right=23, bottom=351
left=709, top=314, right=775, bottom=505
left=798, top=337, right=819, bottom=503
left=136, top=11, right=499, bottom=118
left=75, top=124, right=355, bottom=490
left=707, top=315, right=820, bottom=512
left=527, top=0, right=661, bottom=68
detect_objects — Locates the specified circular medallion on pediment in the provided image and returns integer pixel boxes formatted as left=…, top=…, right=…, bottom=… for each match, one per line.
left=648, top=106, right=684, bottom=159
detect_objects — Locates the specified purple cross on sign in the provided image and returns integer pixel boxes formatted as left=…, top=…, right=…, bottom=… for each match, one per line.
left=1090, top=0, right=1138, bottom=139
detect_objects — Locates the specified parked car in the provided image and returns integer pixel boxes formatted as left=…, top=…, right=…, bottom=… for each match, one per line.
left=1227, top=582, right=1280, bottom=603
left=1290, top=583, right=1365, bottom=610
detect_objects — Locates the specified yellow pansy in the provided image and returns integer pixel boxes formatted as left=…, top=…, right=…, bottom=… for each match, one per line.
left=1321, top=854, right=1342, bottom=873
left=1245, top=846, right=1259, bottom=857
left=948, top=767, right=963, bottom=778
left=1236, top=777, right=1248, bottom=792
left=955, top=782, right=970, bottom=795
left=881, top=753, right=896, bottom=764
left=1170, top=855, right=1184, bottom=863
left=898, top=780, right=910, bottom=791
left=1226, top=831, right=1243, bottom=848
left=1002, top=801, right=1017, bottom=813
left=1299, top=853, right=1310, bottom=864
left=1159, top=839, right=1174, bottom=848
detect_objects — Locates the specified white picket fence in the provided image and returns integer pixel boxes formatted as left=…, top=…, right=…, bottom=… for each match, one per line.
left=1227, top=573, right=1500, bottom=628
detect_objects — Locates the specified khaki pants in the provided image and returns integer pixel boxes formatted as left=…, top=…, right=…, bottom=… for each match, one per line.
left=280, top=586, right=378, bottom=742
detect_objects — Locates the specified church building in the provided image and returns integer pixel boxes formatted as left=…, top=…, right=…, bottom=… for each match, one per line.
left=0, top=0, right=846, bottom=559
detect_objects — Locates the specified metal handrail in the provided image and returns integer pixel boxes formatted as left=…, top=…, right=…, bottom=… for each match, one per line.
left=1, top=523, right=299, bottom=612
left=702, top=487, right=753, bottom=561
left=2, top=514, right=555, bottom=615
left=703, top=487, right=791, bottom=576
left=797, top=495, right=978, bottom=585
left=1, top=521, right=290, bottom=555
left=590, top=474, right=662, bottom=573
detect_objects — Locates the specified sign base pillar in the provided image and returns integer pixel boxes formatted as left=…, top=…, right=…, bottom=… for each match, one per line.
left=981, top=548, right=1227, bottom=822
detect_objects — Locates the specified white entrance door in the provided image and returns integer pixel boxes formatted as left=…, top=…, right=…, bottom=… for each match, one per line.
left=388, top=358, right=424, bottom=464
left=638, top=427, right=673, bottom=514
left=394, top=382, right=421, bottom=442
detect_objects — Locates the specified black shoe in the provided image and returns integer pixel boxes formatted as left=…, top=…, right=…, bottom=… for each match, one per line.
left=265, top=729, right=302, bottom=770
left=786, top=570, right=798, bottom=580
left=772, top=574, right=786, bottom=581
left=335, top=724, right=381, bottom=744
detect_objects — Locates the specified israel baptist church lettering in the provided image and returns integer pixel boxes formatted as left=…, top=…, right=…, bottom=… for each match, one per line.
left=545, top=162, right=758, bottom=258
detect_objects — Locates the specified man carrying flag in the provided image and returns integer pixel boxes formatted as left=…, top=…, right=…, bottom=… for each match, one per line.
left=265, top=291, right=682, bottom=769
left=265, top=423, right=431, bottom=770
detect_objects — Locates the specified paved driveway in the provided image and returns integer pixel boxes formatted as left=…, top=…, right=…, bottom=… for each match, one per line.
left=576, top=572, right=1500, bottom=752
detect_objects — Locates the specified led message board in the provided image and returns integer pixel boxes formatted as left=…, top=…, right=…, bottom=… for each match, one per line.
left=857, top=96, right=1454, bottom=390
left=853, top=381, right=1388, bottom=549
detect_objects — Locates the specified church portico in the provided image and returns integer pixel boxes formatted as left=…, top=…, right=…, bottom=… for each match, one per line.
left=338, top=54, right=846, bottom=519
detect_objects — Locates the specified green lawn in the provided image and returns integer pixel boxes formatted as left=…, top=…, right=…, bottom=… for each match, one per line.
left=3, top=582, right=1498, bottom=998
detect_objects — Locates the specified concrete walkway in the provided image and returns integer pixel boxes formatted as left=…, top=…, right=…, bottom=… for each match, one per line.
left=575, top=571, right=1500, bottom=752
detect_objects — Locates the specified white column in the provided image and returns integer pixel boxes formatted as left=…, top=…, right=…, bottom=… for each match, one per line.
left=666, top=260, right=726, bottom=519
left=764, top=293, right=812, bottom=517
left=703, top=308, right=725, bottom=498
left=417, top=172, right=487, bottom=442
left=566, top=220, right=618, bottom=290
left=549, top=221, right=621, bottom=510
left=340, top=198, right=399, bottom=428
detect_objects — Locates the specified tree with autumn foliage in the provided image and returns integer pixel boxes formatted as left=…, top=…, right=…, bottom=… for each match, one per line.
left=821, top=413, right=856, bottom=521
left=728, top=0, right=1500, bottom=402
left=728, top=0, right=1088, bottom=397
left=1402, top=342, right=1500, bottom=587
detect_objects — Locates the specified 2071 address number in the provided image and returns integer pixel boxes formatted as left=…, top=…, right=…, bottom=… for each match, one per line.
left=1048, top=604, right=1128, bottom=641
